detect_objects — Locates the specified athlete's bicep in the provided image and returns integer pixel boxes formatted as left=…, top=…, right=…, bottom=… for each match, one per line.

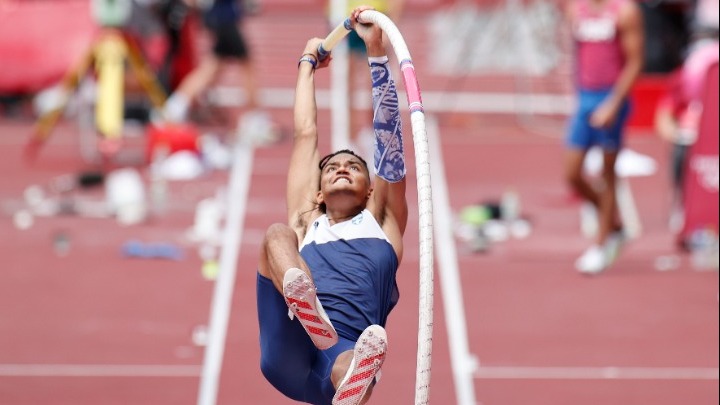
left=371, top=177, right=408, bottom=235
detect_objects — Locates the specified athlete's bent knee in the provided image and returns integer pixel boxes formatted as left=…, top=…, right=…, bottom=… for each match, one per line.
left=264, top=223, right=296, bottom=245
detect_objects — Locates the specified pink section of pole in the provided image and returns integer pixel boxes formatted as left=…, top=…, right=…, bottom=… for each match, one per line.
left=401, top=60, right=424, bottom=113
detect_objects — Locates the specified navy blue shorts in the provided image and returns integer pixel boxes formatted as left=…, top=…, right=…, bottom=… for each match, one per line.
left=565, top=89, right=630, bottom=151
left=256, top=273, right=355, bottom=405
left=209, top=22, right=249, bottom=60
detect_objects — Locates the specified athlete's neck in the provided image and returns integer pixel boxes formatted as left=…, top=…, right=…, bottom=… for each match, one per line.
left=326, top=209, right=363, bottom=225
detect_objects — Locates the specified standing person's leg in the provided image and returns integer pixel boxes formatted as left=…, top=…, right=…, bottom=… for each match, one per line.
left=564, top=148, right=598, bottom=205
left=227, top=20, right=283, bottom=144
left=572, top=91, right=630, bottom=274
left=565, top=90, right=600, bottom=204
left=566, top=91, right=608, bottom=273
left=163, top=54, right=221, bottom=122
left=597, top=99, right=631, bottom=262
left=238, top=57, right=259, bottom=110
left=597, top=150, right=620, bottom=246
left=162, top=16, right=223, bottom=124
left=221, top=20, right=257, bottom=111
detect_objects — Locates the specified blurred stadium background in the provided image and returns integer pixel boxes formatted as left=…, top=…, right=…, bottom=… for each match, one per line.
left=0, top=1, right=717, bottom=405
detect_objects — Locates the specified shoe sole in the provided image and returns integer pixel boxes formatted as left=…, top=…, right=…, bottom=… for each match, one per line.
left=333, top=325, right=387, bottom=405
left=283, top=268, right=338, bottom=350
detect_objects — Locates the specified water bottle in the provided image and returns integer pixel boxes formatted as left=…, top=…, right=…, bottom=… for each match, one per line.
left=149, top=145, right=170, bottom=217
left=500, top=188, right=520, bottom=223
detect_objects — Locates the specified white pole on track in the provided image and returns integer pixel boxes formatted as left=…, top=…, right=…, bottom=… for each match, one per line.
left=197, top=137, right=255, bottom=405
left=427, top=116, right=478, bottom=405
left=320, top=10, right=435, bottom=405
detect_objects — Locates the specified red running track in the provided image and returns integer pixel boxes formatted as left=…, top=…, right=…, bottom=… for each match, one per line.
left=0, top=4, right=717, bottom=405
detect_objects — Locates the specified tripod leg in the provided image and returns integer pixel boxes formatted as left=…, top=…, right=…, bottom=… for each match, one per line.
left=94, top=31, right=127, bottom=141
left=125, top=35, right=168, bottom=109
left=25, top=47, right=95, bottom=159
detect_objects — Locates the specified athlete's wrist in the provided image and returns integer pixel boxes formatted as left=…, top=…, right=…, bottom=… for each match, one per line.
left=368, top=55, right=389, bottom=65
left=298, top=53, right=318, bottom=70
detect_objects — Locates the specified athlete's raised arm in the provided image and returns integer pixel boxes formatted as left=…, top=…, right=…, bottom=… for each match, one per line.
left=287, top=38, right=331, bottom=240
left=351, top=8, right=409, bottom=251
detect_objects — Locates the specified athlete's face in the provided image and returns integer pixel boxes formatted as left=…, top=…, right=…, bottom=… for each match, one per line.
left=318, top=153, right=371, bottom=208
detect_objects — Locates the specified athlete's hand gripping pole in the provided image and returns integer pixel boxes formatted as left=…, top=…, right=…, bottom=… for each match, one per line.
left=318, top=18, right=353, bottom=61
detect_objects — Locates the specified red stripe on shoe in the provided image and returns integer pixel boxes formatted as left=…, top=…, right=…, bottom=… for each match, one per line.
left=296, top=311, right=322, bottom=324
left=306, top=325, right=334, bottom=337
left=285, top=297, right=312, bottom=309
left=336, top=385, right=364, bottom=400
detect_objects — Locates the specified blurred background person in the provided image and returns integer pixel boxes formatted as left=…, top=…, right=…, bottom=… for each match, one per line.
left=563, top=0, right=645, bottom=275
left=654, top=24, right=719, bottom=231
left=162, top=0, right=277, bottom=143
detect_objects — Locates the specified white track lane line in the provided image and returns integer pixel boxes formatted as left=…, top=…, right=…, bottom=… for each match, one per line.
left=0, top=364, right=201, bottom=377
left=208, top=86, right=574, bottom=115
left=474, top=366, right=719, bottom=380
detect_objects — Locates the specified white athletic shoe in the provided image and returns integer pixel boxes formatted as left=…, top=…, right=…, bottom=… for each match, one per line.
left=575, top=245, right=607, bottom=275
left=604, top=230, right=626, bottom=265
left=283, top=268, right=338, bottom=350
left=333, top=325, right=387, bottom=405
left=161, top=93, right=190, bottom=123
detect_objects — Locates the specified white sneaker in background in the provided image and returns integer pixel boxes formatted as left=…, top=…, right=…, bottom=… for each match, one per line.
left=604, top=230, right=626, bottom=265
left=237, top=110, right=281, bottom=146
left=162, top=93, right=190, bottom=123
left=575, top=245, right=607, bottom=275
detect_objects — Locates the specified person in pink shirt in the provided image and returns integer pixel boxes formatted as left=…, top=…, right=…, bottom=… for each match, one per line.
left=564, top=0, right=645, bottom=274
left=654, top=26, right=719, bottom=230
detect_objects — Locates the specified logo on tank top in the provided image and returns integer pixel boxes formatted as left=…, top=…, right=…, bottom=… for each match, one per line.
left=576, top=18, right=616, bottom=42
left=352, top=211, right=364, bottom=225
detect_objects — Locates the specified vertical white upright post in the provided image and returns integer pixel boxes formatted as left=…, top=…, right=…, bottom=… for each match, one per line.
left=329, top=0, right=351, bottom=151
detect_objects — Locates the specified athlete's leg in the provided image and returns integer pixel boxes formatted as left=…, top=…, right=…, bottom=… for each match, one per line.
left=258, top=223, right=309, bottom=291
left=259, top=223, right=339, bottom=350
left=300, top=337, right=355, bottom=405
left=257, top=273, right=316, bottom=401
